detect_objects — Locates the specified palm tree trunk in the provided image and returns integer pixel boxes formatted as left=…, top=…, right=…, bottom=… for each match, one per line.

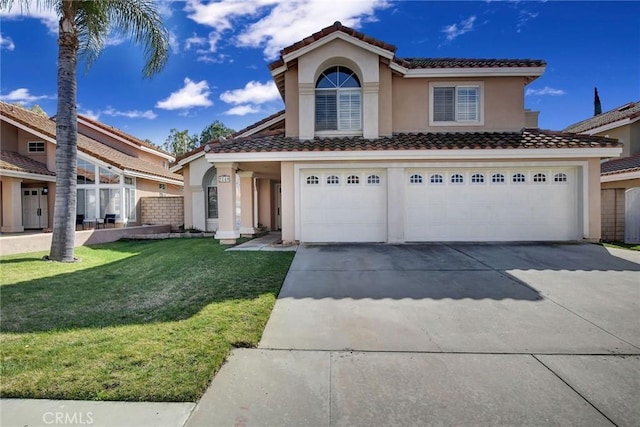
left=49, top=1, right=79, bottom=262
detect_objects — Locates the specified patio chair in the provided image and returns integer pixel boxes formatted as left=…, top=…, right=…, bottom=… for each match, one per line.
left=76, top=214, right=85, bottom=230
left=104, top=214, right=116, bottom=228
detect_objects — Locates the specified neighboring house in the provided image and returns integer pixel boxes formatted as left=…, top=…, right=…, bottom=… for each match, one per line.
left=173, top=22, right=621, bottom=244
left=564, top=101, right=640, bottom=242
left=0, top=102, right=183, bottom=233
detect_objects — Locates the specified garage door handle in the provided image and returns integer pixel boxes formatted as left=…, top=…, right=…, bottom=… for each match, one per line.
left=37, top=208, right=41, bottom=216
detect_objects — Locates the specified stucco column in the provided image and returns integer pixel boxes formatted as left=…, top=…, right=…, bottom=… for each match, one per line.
left=281, top=162, right=295, bottom=243
left=1, top=177, right=24, bottom=233
left=257, top=179, right=273, bottom=231
left=586, top=158, right=602, bottom=241
left=363, top=82, right=379, bottom=139
left=387, top=167, right=405, bottom=243
left=298, top=83, right=315, bottom=140
left=238, top=171, right=256, bottom=236
left=214, top=162, right=239, bottom=244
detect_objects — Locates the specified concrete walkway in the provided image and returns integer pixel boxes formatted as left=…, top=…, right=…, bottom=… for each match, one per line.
left=226, top=232, right=298, bottom=251
left=185, top=243, right=640, bottom=427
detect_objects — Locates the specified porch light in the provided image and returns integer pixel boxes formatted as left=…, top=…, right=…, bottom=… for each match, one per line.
left=42, top=187, right=49, bottom=195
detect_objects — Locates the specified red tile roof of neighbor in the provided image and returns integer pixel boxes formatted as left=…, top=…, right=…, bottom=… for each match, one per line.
left=0, top=102, right=183, bottom=182
left=564, top=101, right=640, bottom=134
left=0, top=151, right=55, bottom=176
left=206, top=129, right=620, bottom=154
left=601, top=153, right=640, bottom=176
left=269, top=21, right=545, bottom=71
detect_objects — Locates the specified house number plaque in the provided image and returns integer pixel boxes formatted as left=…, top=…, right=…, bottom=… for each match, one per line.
left=218, top=175, right=231, bottom=183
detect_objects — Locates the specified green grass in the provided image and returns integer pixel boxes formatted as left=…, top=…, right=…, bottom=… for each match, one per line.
left=602, top=242, right=640, bottom=251
left=0, top=239, right=294, bottom=402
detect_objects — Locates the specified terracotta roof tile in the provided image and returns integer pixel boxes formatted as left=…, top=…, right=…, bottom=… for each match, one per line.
left=0, top=151, right=55, bottom=176
left=397, top=57, right=546, bottom=69
left=207, top=128, right=620, bottom=154
left=175, top=110, right=286, bottom=163
left=564, top=101, right=640, bottom=133
left=0, top=102, right=182, bottom=183
left=601, top=153, right=640, bottom=175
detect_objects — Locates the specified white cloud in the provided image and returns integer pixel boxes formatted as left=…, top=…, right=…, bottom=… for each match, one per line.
left=517, top=10, right=539, bottom=32
left=442, top=15, right=476, bottom=41
left=168, top=30, right=180, bottom=54
left=0, top=4, right=58, bottom=33
left=103, top=107, right=158, bottom=120
left=220, top=81, right=280, bottom=105
left=156, top=1, right=174, bottom=18
left=526, top=86, right=566, bottom=96
left=0, top=88, right=50, bottom=103
left=185, top=0, right=388, bottom=59
left=225, top=105, right=261, bottom=116
left=156, top=77, right=213, bottom=110
left=78, top=108, right=101, bottom=121
left=0, top=33, right=15, bottom=51
left=185, top=33, right=207, bottom=50
left=197, top=53, right=231, bottom=64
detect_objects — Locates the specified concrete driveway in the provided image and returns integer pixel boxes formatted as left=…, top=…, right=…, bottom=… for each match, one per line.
left=187, top=243, right=640, bottom=427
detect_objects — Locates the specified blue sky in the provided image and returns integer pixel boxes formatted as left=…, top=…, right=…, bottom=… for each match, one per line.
left=1, top=1, right=639, bottom=147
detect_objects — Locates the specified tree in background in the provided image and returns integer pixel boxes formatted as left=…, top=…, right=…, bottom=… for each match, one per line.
left=163, top=128, right=198, bottom=157
left=1, top=0, right=169, bottom=262
left=29, top=104, right=48, bottom=117
left=200, top=120, right=235, bottom=145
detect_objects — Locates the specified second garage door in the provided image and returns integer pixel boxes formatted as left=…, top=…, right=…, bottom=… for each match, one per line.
left=405, top=168, right=578, bottom=241
left=301, top=169, right=387, bottom=242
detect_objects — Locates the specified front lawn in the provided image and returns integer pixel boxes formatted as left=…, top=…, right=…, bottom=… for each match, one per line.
left=0, top=239, right=294, bottom=401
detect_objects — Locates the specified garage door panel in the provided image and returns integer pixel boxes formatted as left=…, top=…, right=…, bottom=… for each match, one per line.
left=301, top=170, right=387, bottom=242
left=405, top=168, right=578, bottom=242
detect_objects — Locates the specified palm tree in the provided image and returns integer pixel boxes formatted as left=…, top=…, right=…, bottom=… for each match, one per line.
left=0, top=0, right=169, bottom=261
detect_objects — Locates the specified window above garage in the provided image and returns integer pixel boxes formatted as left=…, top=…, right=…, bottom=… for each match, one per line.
left=315, top=66, right=362, bottom=134
left=429, top=82, right=484, bottom=127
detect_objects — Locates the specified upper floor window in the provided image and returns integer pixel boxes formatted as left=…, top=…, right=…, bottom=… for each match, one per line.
left=315, top=66, right=361, bottom=132
left=431, top=83, right=483, bottom=125
left=28, top=141, right=45, bottom=153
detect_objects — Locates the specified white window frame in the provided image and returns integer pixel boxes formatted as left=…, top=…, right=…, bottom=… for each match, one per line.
left=512, top=173, right=527, bottom=184
left=429, top=81, right=484, bottom=126
left=346, top=175, right=360, bottom=185
left=491, top=173, right=506, bottom=184
left=450, top=173, right=465, bottom=184
left=409, top=174, right=424, bottom=184
left=315, top=66, right=362, bottom=134
left=306, top=175, right=319, bottom=185
left=326, top=175, right=340, bottom=185
left=554, top=172, right=568, bottom=183
left=27, top=141, right=45, bottom=153
left=471, top=173, right=485, bottom=184
left=429, top=174, right=444, bottom=184
left=533, top=173, right=547, bottom=183
left=367, top=174, right=381, bottom=185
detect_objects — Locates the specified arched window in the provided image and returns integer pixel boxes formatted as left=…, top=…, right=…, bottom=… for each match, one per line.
left=315, top=66, right=361, bottom=131
left=451, top=173, right=464, bottom=184
left=430, top=174, right=443, bottom=184
left=554, top=173, right=567, bottom=183
left=326, top=175, right=340, bottom=185
left=306, top=176, right=319, bottom=185
left=471, top=173, right=485, bottom=183
left=409, top=174, right=423, bottom=184
left=512, top=173, right=526, bottom=183
left=204, top=169, right=218, bottom=219
left=492, top=173, right=505, bottom=183
left=367, top=175, right=381, bottom=185
left=347, top=175, right=360, bottom=185
left=533, top=173, right=547, bottom=183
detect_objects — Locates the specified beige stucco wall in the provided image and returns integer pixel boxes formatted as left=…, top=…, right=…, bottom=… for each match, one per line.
left=392, top=76, right=526, bottom=132
left=587, top=158, right=602, bottom=240
left=594, top=122, right=640, bottom=157
left=284, top=66, right=299, bottom=138
left=78, top=124, right=167, bottom=166
left=378, top=62, right=393, bottom=137
left=280, top=162, right=295, bottom=243
left=1, top=121, right=18, bottom=150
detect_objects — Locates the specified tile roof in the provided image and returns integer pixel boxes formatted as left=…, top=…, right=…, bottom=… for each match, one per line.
left=206, top=129, right=620, bottom=154
left=397, top=58, right=546, bottom=69
left=601, top=153, right=640, bottom=176
left=0, top=151, right=55, bottom=176
left=77, top=114, right=174, bottom=157
left=269, top=21, right=396, bottom=70
left=564, top=101, right=640, bottom=133
left=174, top=110, right=286, bottom=163
left=0, top=102, right=183, bottom=183
left=269, top=21, right=545, bottom=73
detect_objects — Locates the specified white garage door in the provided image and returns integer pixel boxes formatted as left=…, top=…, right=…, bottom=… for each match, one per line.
left=405, top=168, right=578, bottom=241
left=301, top=170, right=387, bottom=242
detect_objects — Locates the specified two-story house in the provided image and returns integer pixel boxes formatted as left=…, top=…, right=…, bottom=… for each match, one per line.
left=173, top=22, right=621, bottom=244
left=564, top=101, right=640, bottom=242
left=0, top=102, right=183, bottom=233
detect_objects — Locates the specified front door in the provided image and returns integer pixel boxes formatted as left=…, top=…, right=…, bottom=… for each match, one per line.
left=22, top=188, right=48, bottom=229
